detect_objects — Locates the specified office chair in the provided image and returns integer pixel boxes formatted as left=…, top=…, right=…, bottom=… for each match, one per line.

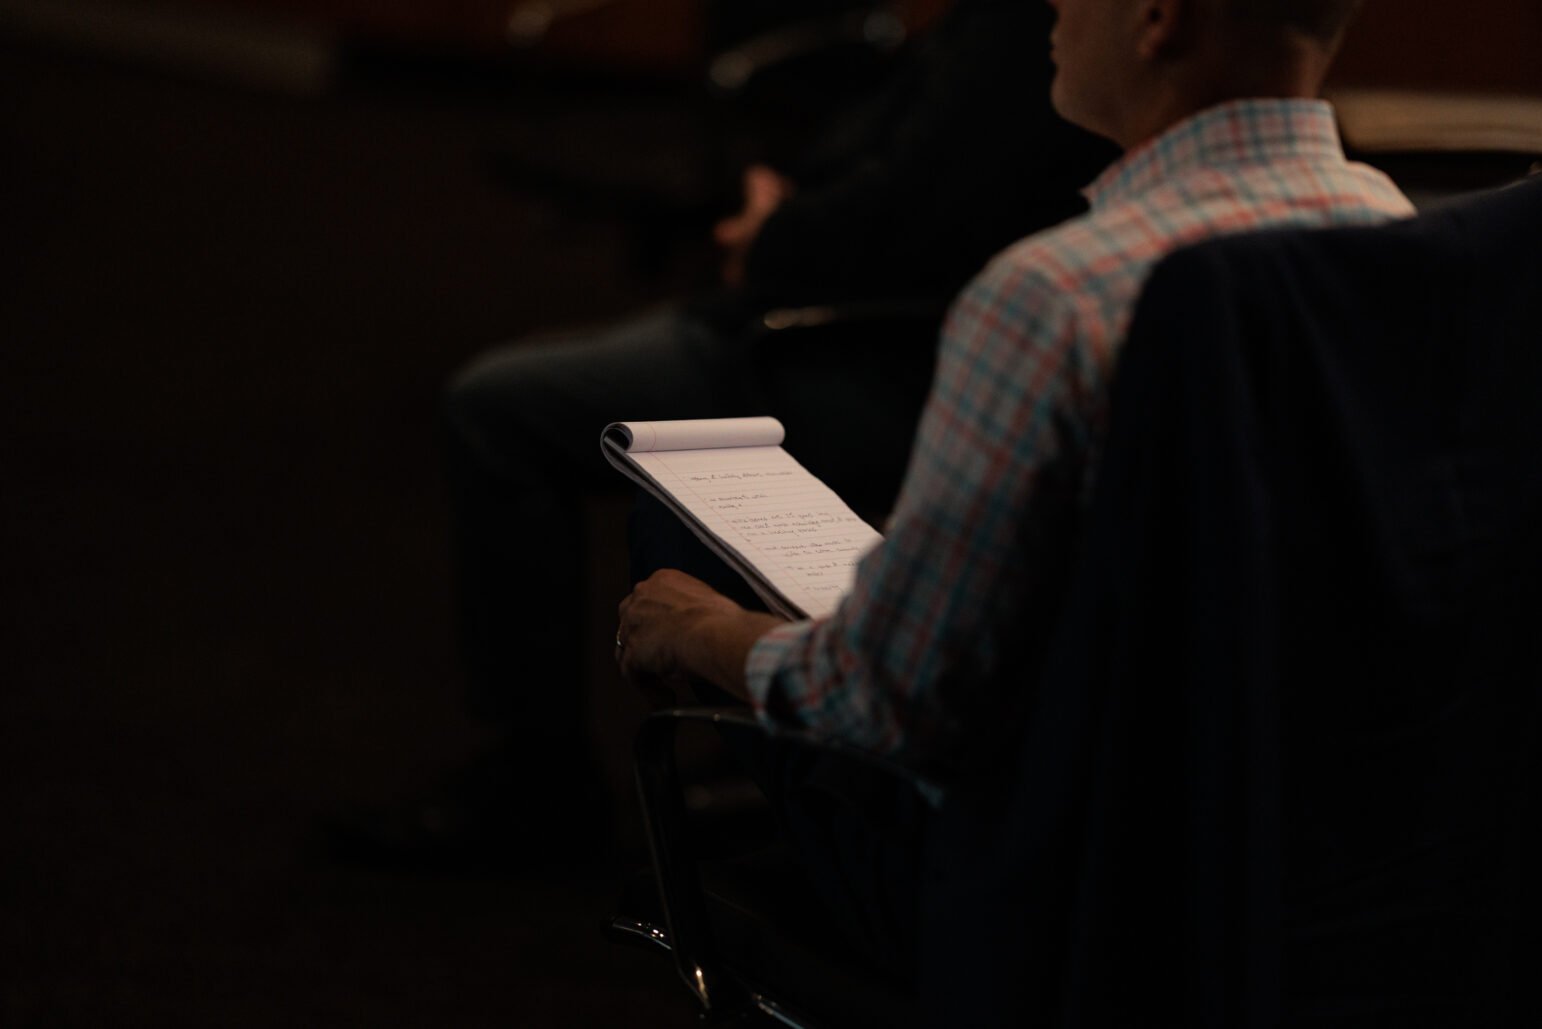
left=612, top=174, right=1542, bottom=1028
left=613, top=706, right=929, bottom=1028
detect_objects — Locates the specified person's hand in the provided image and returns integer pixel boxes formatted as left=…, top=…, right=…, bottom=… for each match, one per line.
left=615, top=569, right=784, bottom=707
left=712, top=164, right=794, bottom=287
left=615, top=570, right=739, bottom=705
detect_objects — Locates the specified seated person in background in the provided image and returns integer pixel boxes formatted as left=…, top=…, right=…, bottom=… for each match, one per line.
left=337, top=0, right=1117, bottom=866
left=616, top=0, right=1415, bottom=778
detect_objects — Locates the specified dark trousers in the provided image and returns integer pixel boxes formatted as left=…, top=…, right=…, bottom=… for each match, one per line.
left=443, top=309, right=753, bottom=728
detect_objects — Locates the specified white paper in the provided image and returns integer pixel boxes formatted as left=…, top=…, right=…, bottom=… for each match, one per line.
left=601, top=419, right=880, bottom=620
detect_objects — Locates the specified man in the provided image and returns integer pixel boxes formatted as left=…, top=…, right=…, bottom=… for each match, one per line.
left=616, top=0, right=1416, bottom=776
left=337, top=0, right=1116, bottom=866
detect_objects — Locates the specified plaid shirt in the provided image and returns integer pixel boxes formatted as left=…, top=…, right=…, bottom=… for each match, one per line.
left=745, top=99, right=1415, bottom=766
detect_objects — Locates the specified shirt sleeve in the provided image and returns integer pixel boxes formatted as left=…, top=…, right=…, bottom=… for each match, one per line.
left=743, top=250, right=1090, bottom=765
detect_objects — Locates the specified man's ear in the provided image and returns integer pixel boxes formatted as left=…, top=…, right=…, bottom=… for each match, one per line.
left=1134, top=0, right=1192, bottom=59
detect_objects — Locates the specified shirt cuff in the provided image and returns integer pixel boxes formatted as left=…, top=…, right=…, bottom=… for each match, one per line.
left=743, top=618, right=817, bottom=722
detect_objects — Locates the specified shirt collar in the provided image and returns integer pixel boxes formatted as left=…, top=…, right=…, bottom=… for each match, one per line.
left=1084, top=98, right=1344, bottom=210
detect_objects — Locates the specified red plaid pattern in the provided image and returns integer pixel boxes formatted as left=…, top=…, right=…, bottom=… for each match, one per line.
left=746, top=99, right=1415, bottom=766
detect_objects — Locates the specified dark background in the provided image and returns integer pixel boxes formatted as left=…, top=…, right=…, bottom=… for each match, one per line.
left=0, top=9, right=720, bottom=1025
left=2, top=1, right=1539, bottom=1026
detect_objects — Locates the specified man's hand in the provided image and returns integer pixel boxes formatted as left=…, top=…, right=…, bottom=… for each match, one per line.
left=616, top=569, right=786, bottom=707
left=712, top=164, right=795, bottom=287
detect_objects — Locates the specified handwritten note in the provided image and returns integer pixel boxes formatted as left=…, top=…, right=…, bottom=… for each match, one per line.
left=626, top=445, right=881, bottom=620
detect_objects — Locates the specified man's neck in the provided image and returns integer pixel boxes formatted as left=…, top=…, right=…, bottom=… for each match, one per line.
left=1109, top=39, right=1331, bottom=151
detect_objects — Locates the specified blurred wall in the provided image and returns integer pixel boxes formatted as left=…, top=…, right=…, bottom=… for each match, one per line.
left=9, top=0, right=1538, bottom=92
left=170, top=0, right=955, bottom=71
left=1330, top=0, right=1542, bottom=94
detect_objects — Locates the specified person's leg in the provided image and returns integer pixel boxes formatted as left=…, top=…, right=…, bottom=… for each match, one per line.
left=443, top=307, right=757, bottom=732
left=330, top=308, right=761, bottom=868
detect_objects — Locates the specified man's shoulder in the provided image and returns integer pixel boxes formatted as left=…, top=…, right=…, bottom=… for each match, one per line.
left=948, top=158, right=1414, bottom=351
left=974, top=211, right=1129, bottom=302
left=982, top=158, right=1414, bottom=289
left=942, top=210, right=1133, bottom=355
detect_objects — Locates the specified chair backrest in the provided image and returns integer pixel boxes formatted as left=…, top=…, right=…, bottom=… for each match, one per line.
left=918, top=175, right=1542, bottom=1028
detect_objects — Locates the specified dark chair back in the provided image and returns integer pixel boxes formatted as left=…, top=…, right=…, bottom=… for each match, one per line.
left=921, top=176, right=1542, bottom=1027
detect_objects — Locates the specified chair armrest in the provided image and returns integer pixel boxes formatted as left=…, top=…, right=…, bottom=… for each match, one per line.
left=632, top=705, right=936, bottom=1015
left=755, top=297, right=948, bottom=333
left=745, top=299, right=947, bottom=373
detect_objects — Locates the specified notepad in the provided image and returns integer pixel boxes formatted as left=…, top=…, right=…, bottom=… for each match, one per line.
left=601, top=417, right=882, bottom=620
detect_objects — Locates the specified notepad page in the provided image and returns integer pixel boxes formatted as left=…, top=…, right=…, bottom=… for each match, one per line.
left=629, top=446, right=882, bottom=620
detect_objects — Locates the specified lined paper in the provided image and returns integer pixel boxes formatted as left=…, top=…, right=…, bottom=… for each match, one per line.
left=628, top=446, right=880, bottom=620
left=601, top=418, right=881, bottom=620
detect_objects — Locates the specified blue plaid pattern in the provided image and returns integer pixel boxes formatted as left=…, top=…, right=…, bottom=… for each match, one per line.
left=745, top=99, right=1415, bottom=764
